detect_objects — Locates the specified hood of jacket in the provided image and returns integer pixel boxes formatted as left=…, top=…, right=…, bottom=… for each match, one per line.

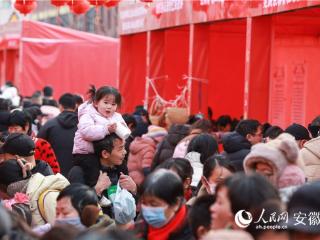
left=57, top=111, right=78, bottom=129
left=302, top=136, right=320, bottom=159
left=222, top=131, right=251, bottom=153
left=129, top=137, right=156, bottom=155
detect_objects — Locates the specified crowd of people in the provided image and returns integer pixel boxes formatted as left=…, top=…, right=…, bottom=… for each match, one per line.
left=0, top=82, right=319, bottom=240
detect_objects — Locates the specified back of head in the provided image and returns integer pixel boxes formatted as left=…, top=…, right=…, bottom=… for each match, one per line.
left=59, top=93, right=76, bottom=110
left=217, top=115, right=232, bottom=130
left=235, top=119, right=261, bottom=137
left=0, top=98, right=10, bottom=111
left=0, top=159, right=26, bottom=186
left=191, top=119, right=212, bottom=133
left=189, top=195, right=215, bottom=239
left=285, top=123, right=311, bottom=141
left=57, top=183, right=98, bottom=217
left=40, top=225, right=79, bottom=240
left=43, top=86, right=53, bottom=97
left=156, top=157, right=193, bottom=182
left=187, top=133, right=218, bottom=164
left=287, top=181, right=320, bottom=234
left=264, top=125, right=283, bottom=140
left=140, top=169, right=184, bottom=206
left=122, top=114, right=137, bottom=129
left=221, top=173, right=279, bottom=215
left=203, top=154, right=235, bottom=179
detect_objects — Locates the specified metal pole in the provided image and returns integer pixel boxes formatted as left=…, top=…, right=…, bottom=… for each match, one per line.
left=187, top=24, right=194, bottom=115
left=144, top=30, right=151, bottom=110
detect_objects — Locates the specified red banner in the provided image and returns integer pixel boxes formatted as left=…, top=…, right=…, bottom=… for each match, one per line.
left=119, top=0, right=320, bottom=35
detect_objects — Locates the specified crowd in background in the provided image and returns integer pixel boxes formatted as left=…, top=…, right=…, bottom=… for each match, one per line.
left=0, top=81, right=320, bottom=240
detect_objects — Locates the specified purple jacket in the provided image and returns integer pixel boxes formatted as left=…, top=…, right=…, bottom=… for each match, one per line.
left=73, top=102, right=126, bottom=154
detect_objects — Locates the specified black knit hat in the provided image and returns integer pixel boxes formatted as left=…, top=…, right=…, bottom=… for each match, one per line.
left=2, top=133, right=35, bottom=157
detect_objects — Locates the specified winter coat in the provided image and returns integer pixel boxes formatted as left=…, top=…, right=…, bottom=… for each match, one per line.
left=222, top=132, right=251, bottom=171
left=73, top=102, right=127, bottom=154
left=38, top=111, right=78, bottom=176
left=151, top=125, right=190, bottom=169
left=128, top=137, right=159, bottom=185
left=300, top=136, right=320, bottom=181
left=27, top=173, right=70, bottom=227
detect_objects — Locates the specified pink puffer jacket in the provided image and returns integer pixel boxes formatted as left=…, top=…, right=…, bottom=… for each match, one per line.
left=128, top=136, right=159, bottom=185
left=73, top=102, right=126, bottom=154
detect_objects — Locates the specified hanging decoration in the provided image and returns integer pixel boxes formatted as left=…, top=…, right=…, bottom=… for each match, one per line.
left=14, top=0, right=37, bottom=15
left=89, top=0, right=106, bottom=7
left=51, top=0, right=68, bottom=7
left=69, top=0, right=90, bottom=14
left=104, top=0, right=119, bottom=8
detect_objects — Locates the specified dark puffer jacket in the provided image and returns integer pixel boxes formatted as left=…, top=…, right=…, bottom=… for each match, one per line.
left=222, top=131, right=251, bottom=171
left=37, top=111, right=78, bottom=176
left=151, top=124, right=190, bottom=170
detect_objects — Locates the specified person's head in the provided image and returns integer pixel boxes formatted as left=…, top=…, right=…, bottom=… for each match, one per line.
left=2, top=133, right=35, bottom=163
left=0, top=98, right=10, bottom=111
left=190, top=119, right=212, bottom=134
left=236, top=119, right=262, bottom=145
left=187, top=114, right=205, bottom=125
left=202, top=154, right=235, bottom=194
left=0, top=159, right=26, bottom=186
left=287, top=181, right=320, bottom=240
left=8, top=110, right=32, bottom=136
left=264, top=126, right=284, bottom=142
left=187, top=133, right=218, bottom=164
left=244, top=133, right=304, bottom=189
left=93, top=133, right=126, bottom=168
left=285, top=123, right=311, bottom=149
left=31, top=91, right=43, bottom=106
left=189, top=195, right=216, bottom=239
left=58, top=93, right=76, bottom=112
left=210, top=173, right=279, bottom=230
left=140, top=169, right=184, bottom=228
left=133, top=106, right=150, bottom=124
left=88, top=85, right=121, bottom=118
left=73, top=94, right=84, bottom=110
left=122, top=114, right=137, bottom=132
left=156, top=158, right=193, bottom=199
left=217, top=115, right=232, bottom=132
left=56, top=184, right=98, bottom=225
left=40, top=225, right=80, bottom=240
left=43, top=86, right=53, bottom=98
left=308, top=116, right=320, bottom=138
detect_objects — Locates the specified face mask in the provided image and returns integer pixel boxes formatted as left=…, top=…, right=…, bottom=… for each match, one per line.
left=141, top=204, right=168, bottom=228
left=55, top=217, right=85, bottom=230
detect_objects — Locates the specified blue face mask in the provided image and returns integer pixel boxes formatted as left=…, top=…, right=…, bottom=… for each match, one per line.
left=55, top=217, right=85, bottom=230
left=141, top=204, right=168, bottom=228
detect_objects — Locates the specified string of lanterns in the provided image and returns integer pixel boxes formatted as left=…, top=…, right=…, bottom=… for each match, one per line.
left=14, top=0, right=153, bottom=15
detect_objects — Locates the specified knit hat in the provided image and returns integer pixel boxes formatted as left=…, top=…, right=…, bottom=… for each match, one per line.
left=143, top=125, right=167, bottom=138
left=285, top=123, right=311, bottom=140
left=244, top=133, right=300, bottom=188
left=2, top=133, right=35, bottom=157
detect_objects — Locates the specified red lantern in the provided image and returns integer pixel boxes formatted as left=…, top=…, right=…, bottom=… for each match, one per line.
left=14, top=0, right=37, bottom=15
left=51, top=0, right=68, bottom=7
left=70, top=0, right=90, bottom=14
left=15, top=0, right=35, bottom=4
left=89, top=0, right=105, bottom=6
left=104, top=0, right=119, bottom=7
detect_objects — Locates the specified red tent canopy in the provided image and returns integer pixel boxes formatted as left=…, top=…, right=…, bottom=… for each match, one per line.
left=0, top=20, right=119, bottom=99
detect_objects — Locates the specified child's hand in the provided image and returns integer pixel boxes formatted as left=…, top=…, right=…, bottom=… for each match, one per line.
left=95, top=171, right=111, bottom=196
left=108, top=123, right=117, bottom=133
left=119, top=172, right=137, bottom=194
